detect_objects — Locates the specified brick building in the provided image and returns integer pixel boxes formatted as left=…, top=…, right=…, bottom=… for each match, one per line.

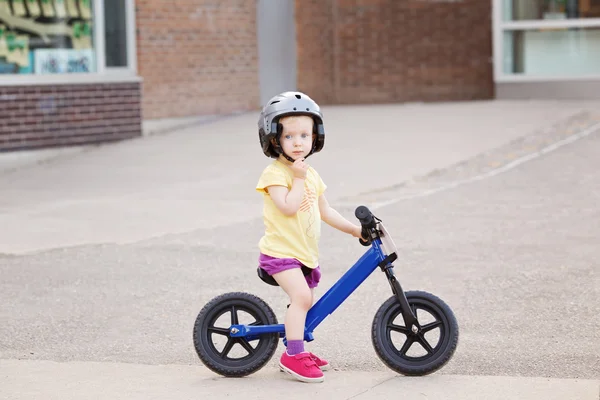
left=1, top=0, right=599, bottom=152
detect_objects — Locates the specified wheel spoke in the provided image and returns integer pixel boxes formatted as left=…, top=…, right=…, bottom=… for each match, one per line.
left=417, top=334, right=434, bottom=354
left=237, top=338, right=255, bottom=356
left=230, top=306, right=239, bottom=325
left=421, top=320, right=442, bottom=334
left=399, top=336, right=415, bottom=355
left=388, top=323, right=409, bottom=335
left=208, top=326, right=230, bottom=336
left=220, top=338, right=235, bottom=359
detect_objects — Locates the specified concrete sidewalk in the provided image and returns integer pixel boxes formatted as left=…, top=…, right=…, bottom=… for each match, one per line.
left=1, top=360, right=598, bottom=400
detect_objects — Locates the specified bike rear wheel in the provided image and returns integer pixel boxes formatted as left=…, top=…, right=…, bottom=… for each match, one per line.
left=193, top=292, right=279, bottom=377
left=372, top=290, right=458, bottom=376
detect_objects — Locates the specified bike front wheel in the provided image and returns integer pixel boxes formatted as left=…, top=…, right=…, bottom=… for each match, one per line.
left=372, top=290, right=458, bottom=376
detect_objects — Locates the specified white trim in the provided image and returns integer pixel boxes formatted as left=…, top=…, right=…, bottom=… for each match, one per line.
left=492, top=0, right=504, bottom=82
left=496, top=74, right=600, bottom=83
left=0, top=74, right=142, bottom=86
left=126, top=0, right=138, bottom=73
left=501, top=18, right=600, bottom=30
left=94, top=0, right=106, bottom=74
left=104, top=67, right=133, bottom=74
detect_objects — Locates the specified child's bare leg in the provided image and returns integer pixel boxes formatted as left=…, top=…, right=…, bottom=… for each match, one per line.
left=275, top=269, right=324, bottom=382
left=273, top=268, right=312, bottom=343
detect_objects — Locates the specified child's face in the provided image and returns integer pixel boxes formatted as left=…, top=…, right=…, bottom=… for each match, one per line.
left=276, top=116, right=315, bottom=162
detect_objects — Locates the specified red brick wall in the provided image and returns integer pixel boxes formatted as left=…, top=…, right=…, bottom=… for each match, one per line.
left=295, top=0, right=336, bottom=105
left=136, top=0, right=260, bottom=119
left=296, top=0, right=494, bottom=104
left=0, top=83, right=141, bottom=152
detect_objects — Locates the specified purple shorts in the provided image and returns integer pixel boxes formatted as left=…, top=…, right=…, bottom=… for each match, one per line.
left=258, top=253, right=322, bottom=289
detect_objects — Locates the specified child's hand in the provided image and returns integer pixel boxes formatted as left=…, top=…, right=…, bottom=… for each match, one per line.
left=353, top=225, right=371, bottom=245
left=352, top=225, right=366, bottom=240
left=291, top=158, right=309, bottom=179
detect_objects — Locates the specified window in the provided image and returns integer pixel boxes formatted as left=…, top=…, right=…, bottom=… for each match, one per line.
left=0, top=0, right=96, bottom=74
left=504, top=0, right=600, bottom=20
left=104, top=0, right=127, bottom=67
left=494, top=0, right=600, bottom=80
left=0, top=0, right=136, bottom=79
left=503, top=27, right=600, bottom=75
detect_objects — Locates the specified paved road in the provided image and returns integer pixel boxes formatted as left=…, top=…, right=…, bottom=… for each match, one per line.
left=1, top=101, right=599, bottom=399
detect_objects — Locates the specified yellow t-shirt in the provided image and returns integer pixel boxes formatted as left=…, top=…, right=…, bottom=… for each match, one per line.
left=256, top=159, right=327, bottom=268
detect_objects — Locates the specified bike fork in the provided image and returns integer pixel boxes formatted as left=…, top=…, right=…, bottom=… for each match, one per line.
left=379, top=253, right=419, bottom=330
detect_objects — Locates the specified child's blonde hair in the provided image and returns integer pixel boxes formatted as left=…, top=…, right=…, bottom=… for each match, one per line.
left=279, top=115, right=314, bottom=130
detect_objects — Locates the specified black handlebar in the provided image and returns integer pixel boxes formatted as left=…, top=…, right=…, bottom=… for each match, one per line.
left=355, top=206, right=376, bottom=246
left=355, top=206, right=376, bottom=229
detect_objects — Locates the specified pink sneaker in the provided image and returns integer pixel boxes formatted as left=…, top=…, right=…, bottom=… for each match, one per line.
left=309, top=352, right=331, bottom=371
left=279, top=352, right=324, bottom=383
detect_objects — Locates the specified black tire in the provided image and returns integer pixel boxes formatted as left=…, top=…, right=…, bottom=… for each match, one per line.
left=372, top=291, right=458, bottom=376
left=193, top=292, right=279, bottom=377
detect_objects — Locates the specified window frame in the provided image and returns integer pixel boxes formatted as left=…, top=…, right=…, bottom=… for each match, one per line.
left=0, top=0, right=138, bottom=85
left=492, top=0, right=600, bottom=82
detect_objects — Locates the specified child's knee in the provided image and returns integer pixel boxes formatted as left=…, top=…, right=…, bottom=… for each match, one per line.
left=291, top=288, right=312, bottom=311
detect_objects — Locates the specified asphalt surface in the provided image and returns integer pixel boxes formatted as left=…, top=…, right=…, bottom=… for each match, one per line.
left=0, top=101, right=599, bottom=398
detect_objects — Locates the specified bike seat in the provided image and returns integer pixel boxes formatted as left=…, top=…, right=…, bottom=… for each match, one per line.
left=257, top=265, right=313, bottom=286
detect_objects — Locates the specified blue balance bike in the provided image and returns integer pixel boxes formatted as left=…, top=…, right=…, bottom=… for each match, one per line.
left=193, top=206, right=459, bottom=376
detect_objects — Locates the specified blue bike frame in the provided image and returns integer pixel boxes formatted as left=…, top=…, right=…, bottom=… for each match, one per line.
left=229, top=239, right=387, bottom=342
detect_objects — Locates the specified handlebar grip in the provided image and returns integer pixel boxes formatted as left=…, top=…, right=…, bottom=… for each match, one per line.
left=359, top=238, right=371, bottom=247
left=355, top=206, right=376, bottom=229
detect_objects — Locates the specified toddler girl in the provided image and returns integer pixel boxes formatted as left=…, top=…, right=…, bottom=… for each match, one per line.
left=256, top=91, right=364, bottom=383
